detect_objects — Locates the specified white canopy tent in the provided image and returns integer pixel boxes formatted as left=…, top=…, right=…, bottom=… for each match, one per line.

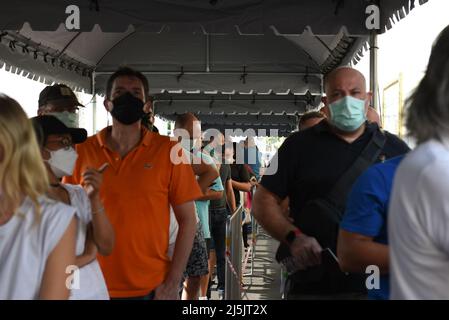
left=0, top=0, right=429, bottom=135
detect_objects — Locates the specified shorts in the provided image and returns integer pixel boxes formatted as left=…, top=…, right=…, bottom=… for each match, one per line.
left=184, top=221, right=209, bottom=277
left=205, top=238, right=212, bottom=258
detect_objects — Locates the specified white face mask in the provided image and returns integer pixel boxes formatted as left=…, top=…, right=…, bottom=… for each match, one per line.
left=45, top=147, right=78, bottom=178
left=48, top=111, right=79, bottom=128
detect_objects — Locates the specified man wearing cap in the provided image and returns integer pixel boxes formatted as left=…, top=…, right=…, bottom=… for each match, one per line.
left=38, top=84, right=84, bottom=128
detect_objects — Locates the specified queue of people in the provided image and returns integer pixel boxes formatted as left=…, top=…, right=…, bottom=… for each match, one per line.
left=1, top=24, right=449, bottom=301
left=0, top=65, right=259, bottom=300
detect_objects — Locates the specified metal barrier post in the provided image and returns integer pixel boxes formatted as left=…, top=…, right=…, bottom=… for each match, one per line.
left=225, top=204, right=243, bottom=300
left=242, top=186, right=274, bottom=283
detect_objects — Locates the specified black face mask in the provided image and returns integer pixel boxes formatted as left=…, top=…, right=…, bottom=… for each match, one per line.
left=110, top=92, right=145, bottom=125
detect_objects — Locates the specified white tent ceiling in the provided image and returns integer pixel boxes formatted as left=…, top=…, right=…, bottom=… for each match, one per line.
left=0, top=0, right=429, bottom=135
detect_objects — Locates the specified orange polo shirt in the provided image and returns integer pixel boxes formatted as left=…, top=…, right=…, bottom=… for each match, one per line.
left=64, top=127, right=202, bottom=298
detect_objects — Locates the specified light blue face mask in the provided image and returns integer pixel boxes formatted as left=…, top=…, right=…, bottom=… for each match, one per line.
left=329, top=96, right=367, bottom=132
left=48, top=111, right=79, bottom=128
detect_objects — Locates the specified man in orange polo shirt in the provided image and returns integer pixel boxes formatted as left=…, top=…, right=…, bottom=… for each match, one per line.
left=64, top=67, right=201, bottom=299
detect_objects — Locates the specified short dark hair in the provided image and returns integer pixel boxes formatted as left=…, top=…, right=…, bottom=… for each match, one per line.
left=32, top=119, right=45, bottom=147
left=105, top=67, right=149, bottom=100
left=175, top=113, right=197, bottom=129
left=299, top=111, right=324, bottom=126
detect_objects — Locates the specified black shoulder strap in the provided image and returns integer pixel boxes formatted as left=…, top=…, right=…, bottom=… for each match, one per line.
left=327, top=128, right=386, bottom=210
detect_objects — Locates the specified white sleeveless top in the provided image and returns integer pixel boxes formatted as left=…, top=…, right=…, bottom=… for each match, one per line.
left=61, top=184, right=109, bottom=300
left=0, top=196, right=75, bottom=300
left=167, top=206, right=199, bottom=260
left=167, top=207, right=179, bottom=260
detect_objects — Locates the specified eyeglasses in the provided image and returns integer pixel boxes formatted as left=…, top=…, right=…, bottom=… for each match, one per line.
left=46, top=137, right=74, bottom=150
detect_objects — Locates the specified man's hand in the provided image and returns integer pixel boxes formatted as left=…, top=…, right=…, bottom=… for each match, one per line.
left=289, top=233, right=323, bottom=269
left=82, top=162, right=109, bottom=199
left=154, top=281, right=180, bottom=300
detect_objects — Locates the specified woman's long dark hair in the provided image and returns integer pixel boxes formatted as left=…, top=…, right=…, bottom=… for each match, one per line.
left=406, top=25, right=449, bottom=144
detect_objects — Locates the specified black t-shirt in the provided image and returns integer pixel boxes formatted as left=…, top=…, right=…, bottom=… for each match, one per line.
left=210, top=164, right=231, bottom=210
left=231, top=163, right=250, bottom=205
left=261, top=121, right=410, bottom=224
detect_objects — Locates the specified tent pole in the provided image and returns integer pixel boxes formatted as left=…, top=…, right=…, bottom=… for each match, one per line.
left=91, top=71, right=97, bottom=134
left=369, top=31, right=379, bottom=112
left=206, top=34, right=211, bottom=73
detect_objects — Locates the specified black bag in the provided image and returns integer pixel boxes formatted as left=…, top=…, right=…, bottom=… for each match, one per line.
left=276, top=127, right=386, bottom=294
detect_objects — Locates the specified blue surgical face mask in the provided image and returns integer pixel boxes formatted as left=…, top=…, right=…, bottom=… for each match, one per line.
left=328, top=96, right=367, bottom=132
left=48, top=111, right=79, bottom=128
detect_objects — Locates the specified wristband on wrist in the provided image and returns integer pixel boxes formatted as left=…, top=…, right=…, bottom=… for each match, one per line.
left=285, top=228, right=302, bottom=245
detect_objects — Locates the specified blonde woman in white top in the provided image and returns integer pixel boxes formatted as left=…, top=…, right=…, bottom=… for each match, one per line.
left=0, top=94, right=77, bottom=300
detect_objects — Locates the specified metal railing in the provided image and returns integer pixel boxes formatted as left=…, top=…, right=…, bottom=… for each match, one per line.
left=225, top=187, right=275, bottom=300
left=224, top=202, right=243, bottom=300
left=242, top=186, right=274, bottom=283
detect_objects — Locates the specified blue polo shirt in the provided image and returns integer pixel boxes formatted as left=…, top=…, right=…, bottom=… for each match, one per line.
left=341, top=155, right=404, bottom=300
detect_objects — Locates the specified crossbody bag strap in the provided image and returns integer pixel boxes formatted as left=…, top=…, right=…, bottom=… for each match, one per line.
left=326, top=128, right=386, bottom=211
